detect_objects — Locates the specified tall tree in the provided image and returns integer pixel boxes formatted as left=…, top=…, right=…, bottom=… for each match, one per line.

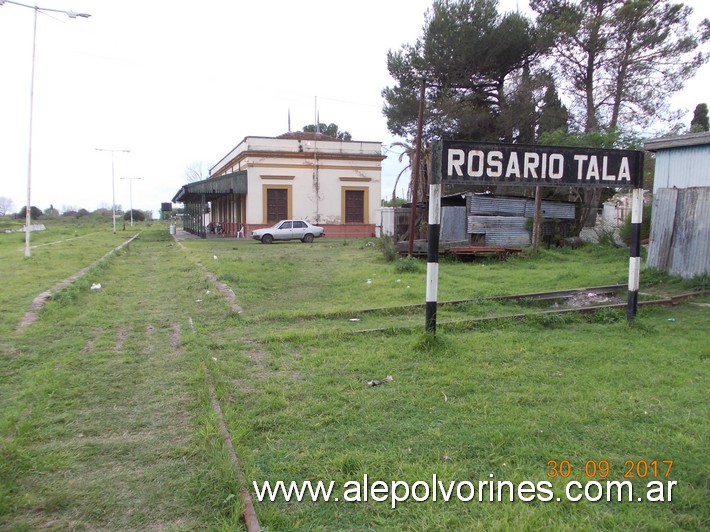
left=532, top=0, right=710, bottom=133
left=19, top=206, right=43, bottom=220
left=382, top=0, right=544, bottom=204
left=502, top=62, right=539, bottom=143
left=690, top=103, right=709, bottom=132
left=0, top=196, right=14, bottom=217
left=382, top=0, right=542, bottom=143
left=538, top=77, right=570, bottom=135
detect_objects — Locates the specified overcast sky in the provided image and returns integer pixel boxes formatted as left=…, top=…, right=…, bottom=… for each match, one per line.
left=1, top=0, right=708, bottom=215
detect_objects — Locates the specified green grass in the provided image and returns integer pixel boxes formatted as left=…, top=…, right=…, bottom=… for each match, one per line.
left=0, top=222, right=241, bottom=529
left=0, top=218, right=137, bottom=337
left=1, top=221, right=707, bottom=530
left=217, top=307, right=707, bottom=529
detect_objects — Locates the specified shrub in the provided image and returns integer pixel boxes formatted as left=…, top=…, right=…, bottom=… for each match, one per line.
left=394, top=256, right=422, bottom=273
left=377, top=234, right=399, bottom=262
left=123, top=209, right=146, bottom=222
left=594, top=227, right=618, bottom=247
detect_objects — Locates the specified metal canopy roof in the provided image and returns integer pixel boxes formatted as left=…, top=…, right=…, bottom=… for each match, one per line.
left=644, top=131, right=710, bottom=152
left=172, top=170, right=248, bottom=203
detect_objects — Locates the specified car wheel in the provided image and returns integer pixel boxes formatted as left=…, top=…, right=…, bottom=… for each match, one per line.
left=261, top=234, right=273, bottom=244
left=302, top=233, right=314, bottom=243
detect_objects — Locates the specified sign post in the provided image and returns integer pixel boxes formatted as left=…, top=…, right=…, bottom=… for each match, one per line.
left=426, top=142, right=442, bottom=332
left=428, top=141, right=644, bottom=332
left=627, top=187, right=644, bottom=320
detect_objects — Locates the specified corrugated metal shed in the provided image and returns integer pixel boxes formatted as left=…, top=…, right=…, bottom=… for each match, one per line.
left=468, top=194, right=575, bottom=220
left=468, top=216, right=531, bottom=247
left=651, top=145, right=710, bottom=193
left=647, top=187, right=710, bottom=278
left=441, top=207, right=468, bottom=241
left=645, top=132, right=710, bottom=193
left=645, top=132, right=710, bottom=278
left=669, top=188, right=710, bottom=278
left=470, top=195, right=527, bottom=216
left=646, top=188, right=678, bottom=272
left=524, top=200, right=575, bottom=220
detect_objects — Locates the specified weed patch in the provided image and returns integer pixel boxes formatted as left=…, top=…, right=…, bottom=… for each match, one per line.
left=394, top=256, right=423, bottom=273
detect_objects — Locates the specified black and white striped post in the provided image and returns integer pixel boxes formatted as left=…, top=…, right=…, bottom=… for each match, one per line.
left=426, top=142, right=442, bottom=333
left=626, top=151, right=645, bottom=321
left=627, top=185, right=644, bottom=320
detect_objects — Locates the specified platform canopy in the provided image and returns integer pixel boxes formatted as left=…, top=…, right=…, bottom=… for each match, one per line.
left=172, top=170, right=247, bottom=203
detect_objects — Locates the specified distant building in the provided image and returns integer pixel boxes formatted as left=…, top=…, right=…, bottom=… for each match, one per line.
left=172, top=132, right=385, bottom=238
left=645, top=132, right=710, bottom=278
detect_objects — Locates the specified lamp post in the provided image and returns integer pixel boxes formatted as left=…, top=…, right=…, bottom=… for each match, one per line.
left=95, top=148, right=130, bottom=233
left=120, top=177, right=142, bottom=227
left=1, top=0, right=90, bottom=257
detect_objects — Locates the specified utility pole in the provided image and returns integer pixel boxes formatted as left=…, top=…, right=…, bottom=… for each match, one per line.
left=1, top=0, right=91, bottom=256
left=95, top=148, right=130, bottom=233
left=407, top=78, right=426, bottom=257
left=120, top=177, right=142, bottom=227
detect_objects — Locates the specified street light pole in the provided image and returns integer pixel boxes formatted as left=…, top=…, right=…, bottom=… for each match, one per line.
left=95, top=148, right=130, bottom=234
left=120, top=177, right=142, bottom=227
left=24, top=4, right=38, bottom=258
left=1, top=0, right=90, bottom=257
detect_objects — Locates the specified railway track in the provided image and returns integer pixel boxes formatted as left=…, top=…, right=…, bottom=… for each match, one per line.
left=351, top=288, right=708, bottom=334
left=352, top=284, right=628, bottom=316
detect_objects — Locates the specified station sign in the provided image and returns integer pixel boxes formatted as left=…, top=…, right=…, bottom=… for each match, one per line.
left=442, top=140, right=643, bottom=188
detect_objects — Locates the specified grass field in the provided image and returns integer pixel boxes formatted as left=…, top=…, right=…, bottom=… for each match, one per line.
left=1, top=219, right=708, bottom=530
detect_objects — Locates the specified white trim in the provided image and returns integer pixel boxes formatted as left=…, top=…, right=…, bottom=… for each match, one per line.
left=426, top=262, right=439, bottom=302
left=628, top=257, right=641, bottom=291
left=631, top=188, right=644, bottom=224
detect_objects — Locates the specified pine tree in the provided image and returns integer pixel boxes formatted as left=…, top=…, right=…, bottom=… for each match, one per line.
left=538, top=78, right=569, bottom=137
left=690, top=103, right=709, bottom=132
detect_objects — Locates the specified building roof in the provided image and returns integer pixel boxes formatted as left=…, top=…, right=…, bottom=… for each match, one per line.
left=644, top=131, right=710, bottom=152
left=172, top=171, right=247, bottom=203
left=209, top=133, right=384, bottom=177
left=277, top=131, right=337, bottom=141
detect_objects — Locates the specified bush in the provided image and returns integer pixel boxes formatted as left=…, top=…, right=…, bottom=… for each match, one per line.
left=377, top=234, right=399, bottom=262
left=18, top=206, right=43, bottom=219
left=123, top=209, right=146, bottom=222
left=394, top=256, right=422, bottom=273
left=595, top=227, right=618, bottom=247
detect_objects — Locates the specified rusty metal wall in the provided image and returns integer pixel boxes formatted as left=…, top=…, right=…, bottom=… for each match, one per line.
left=468, top=216, right=531, bottom=247
left=524, top=200, right=576, bottom=220
left=647, top=187, right=710, bottom=278
left=469, top=195, right=527, bottom=216
left=468, top=194, right=575, bottom=220
left=441, top=207, right=467, bottom=241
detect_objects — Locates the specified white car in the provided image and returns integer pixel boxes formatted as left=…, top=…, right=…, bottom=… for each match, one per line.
left=251, top=219, right=325, bottom=244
